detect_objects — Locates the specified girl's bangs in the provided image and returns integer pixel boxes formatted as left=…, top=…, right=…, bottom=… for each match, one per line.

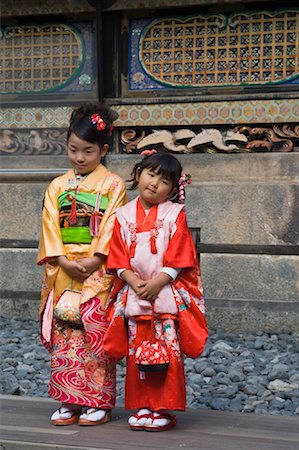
left=145, top=158, right=174, bottom=181
left=150, top=165, right=171, bottom=180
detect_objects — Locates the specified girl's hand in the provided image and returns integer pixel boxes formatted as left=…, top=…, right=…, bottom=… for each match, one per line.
left=120, top=270, right=145, bottom=296
left=137, top=273, right=172, bottom=301
left=76, top=255, right=104, bottom=275
left=57, top=256, right=89, bottom=282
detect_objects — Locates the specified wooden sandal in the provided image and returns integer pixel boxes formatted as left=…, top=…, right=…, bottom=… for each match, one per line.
left=128, top=409, right=152, bottom=431
left=145, top=412, right=177, bottom=432
left=78, top=408, right=111, bottom=426
left=51, top=407, right=80, bottom=426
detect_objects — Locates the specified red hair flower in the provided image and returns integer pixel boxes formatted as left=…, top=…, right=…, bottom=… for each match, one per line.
left=91, top=114, right=106, bottom=131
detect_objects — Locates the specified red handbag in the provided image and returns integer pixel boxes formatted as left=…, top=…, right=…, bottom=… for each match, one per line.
left=135, top=304, right=169, bottom=372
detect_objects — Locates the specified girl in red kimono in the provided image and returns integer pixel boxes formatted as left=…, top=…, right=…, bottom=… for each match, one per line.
left=105, top=151, right=208, bottom=432
left=37, top=103, right=127, bottom=426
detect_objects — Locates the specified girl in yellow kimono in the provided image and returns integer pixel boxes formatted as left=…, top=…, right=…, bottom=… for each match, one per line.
left=37, top=103, right=127, bottom=426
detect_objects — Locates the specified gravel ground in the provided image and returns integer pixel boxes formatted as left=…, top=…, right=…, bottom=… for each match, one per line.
left=1, top=316, right=298, bottom=416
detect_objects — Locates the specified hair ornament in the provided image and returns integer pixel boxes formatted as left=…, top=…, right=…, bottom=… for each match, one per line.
left=141, top=149, right=157, bottom=156
left=91, top=113, right=106, bottom=131
left=178, top=173, right=192, bottom=203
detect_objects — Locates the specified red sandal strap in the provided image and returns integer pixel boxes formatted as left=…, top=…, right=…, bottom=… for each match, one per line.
left=150, top=412, right=177, bottom=422
left=133, top=412, right=151, bottom=419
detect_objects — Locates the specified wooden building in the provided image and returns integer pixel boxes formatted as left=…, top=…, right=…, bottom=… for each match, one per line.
left=0, top=0, right=298, bottom=331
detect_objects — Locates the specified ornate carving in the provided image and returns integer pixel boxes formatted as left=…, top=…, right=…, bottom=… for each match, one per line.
left=127, top=128, right=248, bottom=153
left=236, top=126, right=296, bottom=152
left=121, top=125, right=298, bottom=153
left=0, top=129, right=66, bottom=155
left=273, top=124, right=299, bottom=141
left=120, top=129, right=146, bottom=153
left=137, top=129, right=195, bottom=153
left=2, top=125, right=298, bottom=156
left=187, top=129, right=248, bottom=152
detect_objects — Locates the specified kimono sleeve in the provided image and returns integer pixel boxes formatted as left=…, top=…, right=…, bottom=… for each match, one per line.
left=37, top=179, right=65, bottom=265
left=107, top=218, right=131, bottom=271
left=93, top=176, right=127, bottom=256
left=163, top=209, right=197, bottom=269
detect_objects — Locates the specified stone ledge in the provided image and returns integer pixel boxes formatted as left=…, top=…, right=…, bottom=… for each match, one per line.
left=1, top=250, right=298, bottom=302
left=1, top=248, right=298, bottom=332
left=201, top=253, right=299, bottom=302
left=1, top=153, right=298, bottom=244
left=207, top=302, right=299, bottom=333
left=1, top=296, right=298, bottom=333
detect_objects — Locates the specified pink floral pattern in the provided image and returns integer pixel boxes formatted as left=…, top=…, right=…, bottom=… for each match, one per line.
left=128, top=222, right=138, bottom=243
left=150, top=218, right=164, bottom=238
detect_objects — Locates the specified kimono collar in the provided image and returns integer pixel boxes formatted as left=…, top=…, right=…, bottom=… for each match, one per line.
left=69, top=164, right=108, bottom=191
left=128, top=197, right=163, bottom=257
left=136, top=197, right=158, bottom=232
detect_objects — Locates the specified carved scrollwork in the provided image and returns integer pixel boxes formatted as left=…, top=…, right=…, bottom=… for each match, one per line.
left=235, top=125, right=297, bottom=152
left=273, top=124, right=299, bottom=142
left=120, top=129, right=146, bottom=153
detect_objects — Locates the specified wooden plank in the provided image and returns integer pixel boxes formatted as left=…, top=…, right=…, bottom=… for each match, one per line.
left=0, top=396, right=298, bottom=450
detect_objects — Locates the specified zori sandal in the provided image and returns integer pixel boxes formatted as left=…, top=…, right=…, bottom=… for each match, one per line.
left=128, top=408, right=152, bottom=431
left=51, top=406, right=81, bottom=426
left=78, top=408, right=111, bottom=426
left=145, top=412, right=177, bottom=432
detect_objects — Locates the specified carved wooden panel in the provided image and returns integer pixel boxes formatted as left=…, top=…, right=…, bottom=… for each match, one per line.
left=120, top=125, right=299, bottom=153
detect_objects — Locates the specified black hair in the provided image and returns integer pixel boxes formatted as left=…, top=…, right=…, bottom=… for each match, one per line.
left=128, top=152, right=182, bottom=203
left=67, top=102, right=118, bottom=149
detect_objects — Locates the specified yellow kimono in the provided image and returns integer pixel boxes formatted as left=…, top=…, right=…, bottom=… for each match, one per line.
left=37, top=164, right=127, bottom=408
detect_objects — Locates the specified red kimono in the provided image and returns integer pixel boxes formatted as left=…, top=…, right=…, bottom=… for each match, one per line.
left=105, top=197, right=208, bottom=411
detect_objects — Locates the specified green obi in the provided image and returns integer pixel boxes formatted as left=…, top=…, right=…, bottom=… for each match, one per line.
left=58, top=191, right=109, bottom=244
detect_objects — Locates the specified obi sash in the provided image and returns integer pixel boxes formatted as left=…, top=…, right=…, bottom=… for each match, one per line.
left=58, top=191, right=109, bottom=244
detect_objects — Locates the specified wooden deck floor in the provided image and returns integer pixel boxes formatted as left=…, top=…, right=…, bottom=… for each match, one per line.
left=0, top=395, right=298, bottom=450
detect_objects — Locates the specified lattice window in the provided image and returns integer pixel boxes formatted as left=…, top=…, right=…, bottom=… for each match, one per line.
left=0, top=24, right=84, bottom=93
left=135, top=10, right=298, bottom=88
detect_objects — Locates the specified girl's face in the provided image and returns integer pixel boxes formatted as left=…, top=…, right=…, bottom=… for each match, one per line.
left=137, top=167, right=176, bottom=209
left=67, top=132, right=108, bottom=175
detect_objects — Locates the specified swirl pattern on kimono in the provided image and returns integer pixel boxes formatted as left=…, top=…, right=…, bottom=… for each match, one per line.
left=48, top=297, right=116, bottom=408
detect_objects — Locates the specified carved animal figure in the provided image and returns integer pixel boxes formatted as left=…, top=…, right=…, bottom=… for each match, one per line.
left=0, top=130, right=22, bottom=153
left=187, top=129, right=244, bottom=152
left=137, top=129, right=192, bottom=153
